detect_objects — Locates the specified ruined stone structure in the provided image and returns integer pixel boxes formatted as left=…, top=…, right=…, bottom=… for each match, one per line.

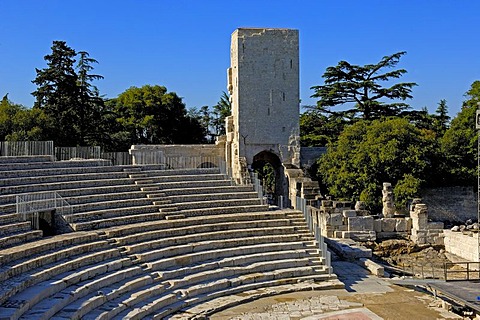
left=226, top=28, right=302, bottom=201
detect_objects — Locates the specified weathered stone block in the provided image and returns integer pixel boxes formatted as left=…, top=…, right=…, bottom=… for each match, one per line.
left=405, top=217, right=412, bottom=230
left=329, top=213, right=343, bottom=226
left=373, top=219, right=382, bottom=232
left=356, top=210, right=371, bottom=216
left=427, top=222, right=444, bottom=230
left=342, top=231, right=376, bottom=242
left=395, top=218, right=407, bottom=232
left=343, top=210, right=357, bottom=218
left=348, top=216, right=374, bottom=232
left=381, top=218, right=396, bottom=232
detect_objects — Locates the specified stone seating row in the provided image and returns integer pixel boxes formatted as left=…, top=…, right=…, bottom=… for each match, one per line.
left=0, top=209, right=333, bottom=319
left=0, top=155, right=54, bottom=163
left=58, top=215, right=324, bottom=319
left=0, top=164, right=123, bottom=179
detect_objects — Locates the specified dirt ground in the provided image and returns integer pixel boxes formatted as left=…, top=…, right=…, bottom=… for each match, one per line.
left=210, top=286, right=461, bottom=320
left=363, top=239, right=451, bottom=279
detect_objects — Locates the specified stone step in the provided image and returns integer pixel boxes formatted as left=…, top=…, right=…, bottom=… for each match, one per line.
left=0, top=171, right=131, bottom=187
left=0, top=213, right=21, bottom=225
left=140, top=186, right=160, bottom=192
left=141, top=173, right=226, bottom=183
left=18, top=266, right=144, bottom=320
left=161, top=185, right=254, bottom=196
left=160, top=257, right=320, bottom=291
left=103, top=211, right=291, bottom=238
left=142, top=241, right=315, bottom=269
left=0, top=158, right=109, bottom=170
left=0, top=230, right=43, bottom=250
left=0, top=256, right=133, bottom=320
left=122, top=228, right=311, bottom=254
left=0, top=240, right=112, bottom=283
left=0, top=247, right=123, bottom=308
left=0, top=221, right=31, bottom=236
left=0, top=155, right=53, bottom=164
left=0, top=165, right=123, bottom=179
left=159, top=198, right=262, bottom=211
left=69, top=198, right=163, bottom=215
left=0, top=231, right=102, bottom=266
left=129, top=173, right=148, bottom=179
left=146, top=192, right=166, bottom=198
left=163, top=204, right=269, bottom=218
left=135, top=179, right=154, bottom=185
left=119, top=266, right=330, bottom=319
left=167, top=273, right=339, bottom=319
left=139, top=167, right=220, bottom=177
left=67, top=205, right=163, bottom=224
left=71, top=212, right=166, bottom=231
left=0, top=178, right=136, bottom=196
left=64, top=190, right=150, bottom=205
left=168, top=191, right=258, bottom=203
left=112, top=216, right=294, bottom=246
left=51, top=274, right=156, bottom=320
left=165, top=214, right=185, bottom=220
left=154, top=179, right=233, bottom=190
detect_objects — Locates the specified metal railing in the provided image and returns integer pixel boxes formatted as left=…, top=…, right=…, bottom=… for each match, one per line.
left=444, top=262, right=480, bottom=281
left=55, top=146, right=102, bottom=161
left=16, top=191, right=72, bottom=228
left=296, top=196, right=332, bottom=275
left=0, top=141, right=54, bottom=157
left=100, top=152, right=132, bottom=165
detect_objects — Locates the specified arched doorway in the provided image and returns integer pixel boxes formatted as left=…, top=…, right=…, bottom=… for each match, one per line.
left=251, top=151, right=285, bottom=205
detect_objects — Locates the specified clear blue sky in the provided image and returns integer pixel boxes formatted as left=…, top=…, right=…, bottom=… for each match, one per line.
left=1, top=0, right=479, bottom=117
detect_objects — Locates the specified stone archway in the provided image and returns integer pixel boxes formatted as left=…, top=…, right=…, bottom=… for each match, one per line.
left=252, top=151, right=286, bottom=205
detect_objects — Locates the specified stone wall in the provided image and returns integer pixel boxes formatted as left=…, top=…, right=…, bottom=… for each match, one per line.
left=421, top=186, right=477, bottom=222
left=444, top=230, right=479, bottom=262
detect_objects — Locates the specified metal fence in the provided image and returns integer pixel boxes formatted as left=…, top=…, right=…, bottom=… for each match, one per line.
left=16, top=191, right=72, bottom=229
left=0, top=141, right=54, bottom=157
left=296, top=197, right=332, bottom=275
left=444, top=262, right=480, bottom=281
left=55, top=146, right=102, bottom=161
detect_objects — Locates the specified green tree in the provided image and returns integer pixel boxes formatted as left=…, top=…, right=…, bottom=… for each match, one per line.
left=433, top=99, right=450, bottom=136
left=311, top=51, right=417, bottom=121
left=32, top=41, right=79, bottom=146
left=112, top=85, right=207, bottom=145
left=440, top=81, right=480, bottom=186
left=76, top=51, right=105, bottom=145
left=318, top=118, right=437, bottom=211
left=211, top=91, right=231, bottom=136
left=0, top=94, right=22, bottom=139
left=300, top=109, right=347, bottom=146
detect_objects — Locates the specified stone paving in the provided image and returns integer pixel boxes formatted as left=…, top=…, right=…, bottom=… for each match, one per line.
left=210, top=259, right=462, bottom=320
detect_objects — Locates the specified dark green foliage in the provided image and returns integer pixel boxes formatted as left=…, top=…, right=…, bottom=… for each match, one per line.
left=299, top=109, right=347, bottom=146
left=0, top=95, right=48, bottom=141
left=311, top=52, right=417, bottom=121
left=318, top=118, right=437, bottom=211
left=211, top=91, right=231, bottom=136
left=440, top=81, right=480, bottom=186
left=32, top=41, right=80, bottom=146
left=111, top=85, right=207, bottom=145
left=31, top=41, right=105, bottom=146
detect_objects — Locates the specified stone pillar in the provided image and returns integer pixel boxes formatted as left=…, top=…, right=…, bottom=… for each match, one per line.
left=382, top=182, right=395, bottom=218
left=411, top=203, right=428, bottom=230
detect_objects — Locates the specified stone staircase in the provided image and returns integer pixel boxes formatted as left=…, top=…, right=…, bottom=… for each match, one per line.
left=0, top=155, right=340, bottom=319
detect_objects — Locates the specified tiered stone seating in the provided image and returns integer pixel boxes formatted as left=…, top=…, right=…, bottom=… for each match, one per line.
left=0, top=156, right=340, bottom=319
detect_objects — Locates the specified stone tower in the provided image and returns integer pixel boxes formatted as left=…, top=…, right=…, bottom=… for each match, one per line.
left=226, top=28, right=300, bottom=182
